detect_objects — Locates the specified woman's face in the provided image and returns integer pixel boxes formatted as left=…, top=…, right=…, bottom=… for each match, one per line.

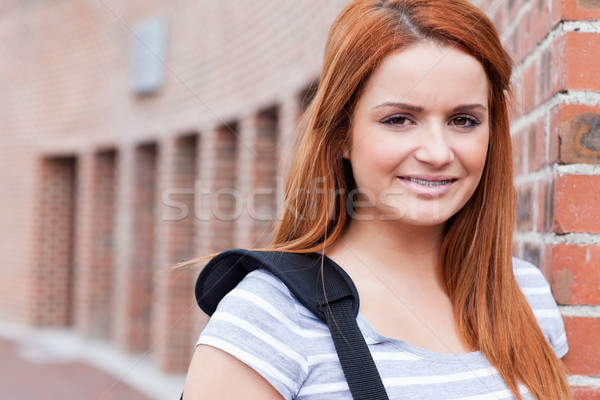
left=345, top=43, right=489, bottom=226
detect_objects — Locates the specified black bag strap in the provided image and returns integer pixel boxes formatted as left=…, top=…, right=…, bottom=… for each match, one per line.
left=195, top=249, right=389, bottom=400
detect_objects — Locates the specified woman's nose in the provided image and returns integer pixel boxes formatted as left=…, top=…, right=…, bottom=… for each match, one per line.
left=414, top=127, right=454, bottom=167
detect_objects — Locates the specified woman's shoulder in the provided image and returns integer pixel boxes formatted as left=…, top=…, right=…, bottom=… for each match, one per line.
left=198, top=269, right=311, bottom=399
left=202, top=268, right=313, bottom=343
left=512, top=257, right=569, bottom=358
left=220, top=268, right=302, bottom=312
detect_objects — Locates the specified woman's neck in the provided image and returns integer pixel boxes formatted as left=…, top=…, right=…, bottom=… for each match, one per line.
left=328, top=218, right=445, bottom=283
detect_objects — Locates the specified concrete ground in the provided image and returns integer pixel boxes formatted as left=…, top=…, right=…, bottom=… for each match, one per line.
left=0, top=320, right=186, bottom=400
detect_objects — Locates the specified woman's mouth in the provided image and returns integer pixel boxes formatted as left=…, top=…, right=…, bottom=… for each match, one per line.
left=402, top=177, right=455, bottom=187
left=397, top=175, right=457, bottom=195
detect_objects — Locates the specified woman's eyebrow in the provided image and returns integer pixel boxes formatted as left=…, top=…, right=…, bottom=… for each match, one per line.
left=451, top=104, right=487, bottom=113
left=373, top=102, right=487, bottom=113
left=373, top=102, right=424, bottom=112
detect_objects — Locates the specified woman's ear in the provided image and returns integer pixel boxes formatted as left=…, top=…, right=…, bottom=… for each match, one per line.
left=342, top=142, right=350, bottom=159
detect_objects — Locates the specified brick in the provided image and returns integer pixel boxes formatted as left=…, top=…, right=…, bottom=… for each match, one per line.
left=549, top=104, right=561, bottom=164
left=506, top=0, right=529, bottom=25
left=537, top=177, right=556, bottom=232
left=512, top=129, right=527, bottom=175
left=529, top=115, right=548, bottom=171
left=507, top=78, right=523, bottom=121
left=563, top=317, right=600, bottom=376
left=539, top=45, right=556, bottom=102
left=541, top=242, right=554, bottom=278
left=565, top=32, right=600, bottom=91
left=501, top=0, right=552, bottom=62
left=523, top=242, right=542, bottom=268
left=521, top=59, right=538, bottom=114
left=552, top=0, right=562, bottom=25
left=517, top=34, right=566, bottom=111
left=572, top=386, right=600, bottom=400
left=485, top=0, right=505, bottom=32
left=504, top=28, right=521, bottom=64
left=553, top=103, right=600, bottom=164
left=559, top=0, right=600, bottom=21
left=554, top=175, right=600, bottom=233
left=516, top=184, right=535, bottom=230
left=551, top=244, right=600, bottom=305
left=518, top=0, right=552, bottom=58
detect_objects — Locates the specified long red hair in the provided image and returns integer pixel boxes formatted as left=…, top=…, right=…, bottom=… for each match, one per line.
left=270, top=0, right=571, bottom=398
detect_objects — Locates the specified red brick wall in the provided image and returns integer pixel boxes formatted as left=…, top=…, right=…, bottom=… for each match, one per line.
left=152, top=134, right=199, bottom=372
left=123, top=143, right=158, bottom=352
left=236, top=108, right=281, bottom=248
left=1, top=0, right=598, bottom=387
left=0, top=0, right=348, bottom=373
left=34, top=157, right=77, bottom=326
left=475, top=0, right=600, bottom=396
left=74, top=150, right=118, bottom=339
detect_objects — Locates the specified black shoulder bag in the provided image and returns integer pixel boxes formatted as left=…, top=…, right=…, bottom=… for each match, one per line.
left=194, top=249, right=389, bottom=400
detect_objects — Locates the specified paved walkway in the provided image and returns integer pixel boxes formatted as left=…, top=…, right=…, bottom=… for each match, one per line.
left=0, top=321, right=186, bottom=400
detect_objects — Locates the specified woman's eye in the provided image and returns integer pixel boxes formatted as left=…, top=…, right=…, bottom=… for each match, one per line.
left=381, top=115, right=411, bottom=126
left=450, top=115, right=480, bottom=127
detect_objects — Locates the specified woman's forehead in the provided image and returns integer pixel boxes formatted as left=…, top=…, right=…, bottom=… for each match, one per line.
left=358, top=44, right=489, bottom=111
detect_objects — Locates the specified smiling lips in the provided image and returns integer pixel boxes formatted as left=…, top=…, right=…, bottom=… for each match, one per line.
left=398, top=175, right=457, bottom=195
left=404, top=176, right=455, bottom=186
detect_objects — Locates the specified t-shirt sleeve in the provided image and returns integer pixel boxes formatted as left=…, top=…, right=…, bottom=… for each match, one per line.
left=197, top=269, right=309, bottom=399
left=513, top=258, right=569, bottom=358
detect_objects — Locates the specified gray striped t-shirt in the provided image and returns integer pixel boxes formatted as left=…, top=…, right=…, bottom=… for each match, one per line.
left=198, top=257, right=568, bottom=399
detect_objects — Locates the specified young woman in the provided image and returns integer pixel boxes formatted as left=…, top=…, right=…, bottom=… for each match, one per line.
left=184, top=0, right=572, bottom=398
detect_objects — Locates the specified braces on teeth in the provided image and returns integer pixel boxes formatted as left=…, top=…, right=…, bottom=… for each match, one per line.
left=407, top=177, right=452, bottom=186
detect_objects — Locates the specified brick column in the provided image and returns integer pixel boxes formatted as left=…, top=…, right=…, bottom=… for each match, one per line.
left=152, top=135, right=199, bottom=372
left=113, top=145, right=134, bottom=349
left=275, top=95, right=303, bottom=223
left=190, top=126, right=241, bottom=348
left=190, top=133, right=210, bottom=346
left=196, top=125, right=238, bottom=254
left=71, top=151, right=95, bottom=337
left=235, top=110, right=279, bottom=248
left=477, top=0, right=600, bottom=397
left=114, top=143, right=158, bottom=352
left=73, top=150, right=118, bottom=339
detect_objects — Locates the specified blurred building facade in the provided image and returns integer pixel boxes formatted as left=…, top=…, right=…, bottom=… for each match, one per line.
left=0, top=0, right=347, bottom=373
left=0, top=0, right=599, bottom=395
